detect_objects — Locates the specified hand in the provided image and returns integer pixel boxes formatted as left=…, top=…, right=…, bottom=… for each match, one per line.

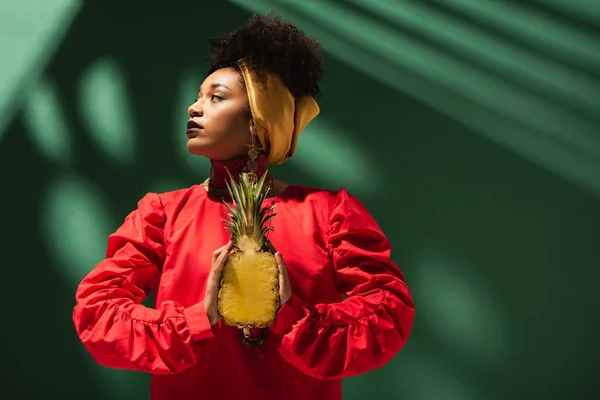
left=204, top=240, right=233, bottom=326
left=266, top=241, right=292, bottom=306
left=275, top=252, right=292, bottom=306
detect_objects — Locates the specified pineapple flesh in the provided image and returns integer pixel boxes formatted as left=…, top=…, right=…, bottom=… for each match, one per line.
left=217, top=171, right=280, bottom=330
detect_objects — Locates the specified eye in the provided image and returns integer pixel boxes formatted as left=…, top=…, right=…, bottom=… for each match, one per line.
left=211, top=94, right=223, bottom=102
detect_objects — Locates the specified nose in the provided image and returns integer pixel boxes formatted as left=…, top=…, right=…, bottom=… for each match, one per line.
left=188, top=100, right=203, bottom=118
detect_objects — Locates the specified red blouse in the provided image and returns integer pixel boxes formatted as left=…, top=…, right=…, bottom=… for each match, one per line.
left=72, top=184, right=414, bottom=400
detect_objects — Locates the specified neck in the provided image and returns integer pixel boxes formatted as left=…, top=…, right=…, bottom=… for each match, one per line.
left=209, top=153, right=270, bottom=190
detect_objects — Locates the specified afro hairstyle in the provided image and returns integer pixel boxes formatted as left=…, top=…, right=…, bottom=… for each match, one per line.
left=206, top=12, right=326, bottom=98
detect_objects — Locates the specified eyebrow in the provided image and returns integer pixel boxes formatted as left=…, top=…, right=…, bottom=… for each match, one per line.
left=199, top=83, right=231, bottom=93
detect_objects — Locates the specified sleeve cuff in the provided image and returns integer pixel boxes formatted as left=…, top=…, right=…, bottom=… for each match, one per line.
left=184, top=301, right=215, bottom=342
left=270, top=293, right=308, bottom=336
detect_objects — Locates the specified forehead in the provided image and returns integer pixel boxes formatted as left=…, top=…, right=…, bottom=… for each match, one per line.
left=200, top=67, right=244, bottom=93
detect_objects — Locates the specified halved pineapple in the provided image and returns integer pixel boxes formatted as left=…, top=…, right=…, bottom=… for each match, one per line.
left=217, top=171, right=280, bottom=341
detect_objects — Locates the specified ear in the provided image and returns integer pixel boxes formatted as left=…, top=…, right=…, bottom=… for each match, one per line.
left=248, top=121, right=265, bottom=151
left=248, top=119, right=258, bottom=138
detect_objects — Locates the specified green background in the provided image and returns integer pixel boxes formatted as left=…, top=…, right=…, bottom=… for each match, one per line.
left=1, top=0, right=599, bottom=399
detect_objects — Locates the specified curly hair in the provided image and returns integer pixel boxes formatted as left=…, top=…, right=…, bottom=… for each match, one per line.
left=207, top=12, right=326, bottom=98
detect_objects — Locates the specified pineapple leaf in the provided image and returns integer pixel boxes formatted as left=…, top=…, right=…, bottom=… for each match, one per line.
left=261, top=213, right=277, bottom=225
left=220, top=170, right=278, bottom=244
left=254, top=172, right=267, bottom=196
left=223, top=201, right=236, bottom=216
left=224, top=178, right=235, bottom=205
left=231, top=184, right=247, bottom=227
left=261, top=226, right=274, bottom=238
left=225, top=168, right=243, bottom=207
left=258, top=204, right=276, bottom=221
left=239, top=177, right=248, bottom=208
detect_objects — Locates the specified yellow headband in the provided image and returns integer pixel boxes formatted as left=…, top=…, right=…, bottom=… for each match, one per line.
left=237, top=59, right=320, bottom=166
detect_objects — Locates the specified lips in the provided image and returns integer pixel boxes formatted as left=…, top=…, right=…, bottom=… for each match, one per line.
left=187, top=120, right=203, bottom=135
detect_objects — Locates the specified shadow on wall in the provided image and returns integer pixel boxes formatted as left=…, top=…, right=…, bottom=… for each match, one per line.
left=0, top=0, right=599, bottom=399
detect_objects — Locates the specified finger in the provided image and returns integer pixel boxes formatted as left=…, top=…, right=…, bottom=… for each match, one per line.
left=275, top=252, right=287, bottom=277
left=275, top=252, right=291, bottom=304
left=212, top=240, right=233, bottom=262
left=213, top=243, right=234, bottom=273
left=214, top=240, right=233, bottom=255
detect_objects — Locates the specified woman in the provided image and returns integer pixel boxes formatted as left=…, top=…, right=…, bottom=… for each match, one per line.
left=73, top=13, right=414, bottom=400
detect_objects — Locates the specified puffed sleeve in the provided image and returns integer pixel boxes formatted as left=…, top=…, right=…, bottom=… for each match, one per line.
left=269, top=189, right=415, bottom=380
left=72, top=193, right=214, bottom=374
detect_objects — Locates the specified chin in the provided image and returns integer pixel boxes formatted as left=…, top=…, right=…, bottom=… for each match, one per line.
left=187, top=141, right=245, bottom=161
left=187, top=140, right=224, bottom=160
left=186, top=139, right=209, bottom=156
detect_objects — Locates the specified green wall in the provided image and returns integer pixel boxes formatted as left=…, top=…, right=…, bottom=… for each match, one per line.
left=1, top=0, right=599, bottom=398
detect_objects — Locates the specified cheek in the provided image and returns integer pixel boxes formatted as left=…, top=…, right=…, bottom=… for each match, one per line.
left=211, top=105, right=248, bottom=138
